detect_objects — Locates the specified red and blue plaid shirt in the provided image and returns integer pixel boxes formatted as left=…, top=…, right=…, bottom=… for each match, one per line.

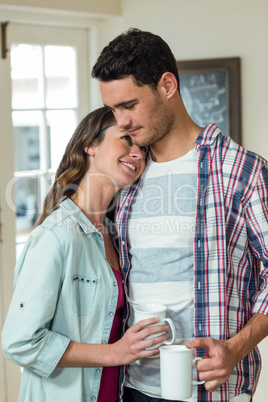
left=116, top=124, right=268, bottom=401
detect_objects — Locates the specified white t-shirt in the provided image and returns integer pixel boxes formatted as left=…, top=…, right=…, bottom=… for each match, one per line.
left=126, top=149, right=198, bottom=400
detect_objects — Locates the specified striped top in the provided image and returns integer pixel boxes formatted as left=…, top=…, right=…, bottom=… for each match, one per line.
left=124, top=149, right=198, bottom=398
left=116, top=124, right=268, bottom=402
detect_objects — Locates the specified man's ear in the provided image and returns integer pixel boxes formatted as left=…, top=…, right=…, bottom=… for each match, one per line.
left=159, top=72, right=178, bottom=99
left=84, top=145, right=96, bottom=156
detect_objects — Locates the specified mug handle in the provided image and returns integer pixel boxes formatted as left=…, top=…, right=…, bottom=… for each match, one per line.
left=162, top=318, right=176, bottom=345
left=192, top=357, right=206, bottom=385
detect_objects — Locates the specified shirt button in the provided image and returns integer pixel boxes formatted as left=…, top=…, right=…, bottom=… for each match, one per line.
left=91, top=397, right=96, bottom=401
left=102, top=340, right=107, bottom=344
left=96, top=369, right=101, bottom=374
left=109, top=312, right=114, bottom=317
left=121, top=241, right=125, bottom=245
left=113, top=281, right=117, bottom=286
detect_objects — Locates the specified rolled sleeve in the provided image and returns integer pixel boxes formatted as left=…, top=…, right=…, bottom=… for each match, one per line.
left=245, top=164, right=268, bottom=315
left=32, top=332, right=70, bottom=377
left=1, top=226, right=70, bottom=377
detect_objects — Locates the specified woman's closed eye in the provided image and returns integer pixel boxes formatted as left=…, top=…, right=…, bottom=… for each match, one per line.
left=121, top=135, right=148, bottom=154
left=140, top=146, right=148, bottom=154
left=121, top=134, right=133, bottom=145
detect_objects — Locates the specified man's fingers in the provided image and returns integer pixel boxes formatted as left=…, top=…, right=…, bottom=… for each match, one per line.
left=186, top=337, right=212, bottom=350
left=185, top=337, right=234, bottom=392
left=196, top=355, right=220, bottom=371
left=205, top=379, right=220, bottom=392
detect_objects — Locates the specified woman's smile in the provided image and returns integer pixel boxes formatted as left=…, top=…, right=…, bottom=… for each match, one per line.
left=120, top=160, right=138, bottom=173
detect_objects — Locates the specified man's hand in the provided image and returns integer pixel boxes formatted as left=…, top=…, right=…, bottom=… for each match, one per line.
left=186, top=314, right=268, bottom=393
left=185, top=337, right=239, bottom=392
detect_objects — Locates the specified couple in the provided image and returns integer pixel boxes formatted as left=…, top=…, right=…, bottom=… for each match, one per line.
left=2, top=29, right=268, bottom=402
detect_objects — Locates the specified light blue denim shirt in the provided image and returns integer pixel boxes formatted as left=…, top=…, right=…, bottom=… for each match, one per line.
left=2, top=198, right=119, bottom=402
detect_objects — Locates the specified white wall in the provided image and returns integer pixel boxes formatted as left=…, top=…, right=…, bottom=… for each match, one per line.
left=0, top=0, right=122, bottom=16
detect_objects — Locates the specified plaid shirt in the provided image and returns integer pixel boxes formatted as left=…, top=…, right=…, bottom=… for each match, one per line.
left=116, top=124, right=268, bottom=401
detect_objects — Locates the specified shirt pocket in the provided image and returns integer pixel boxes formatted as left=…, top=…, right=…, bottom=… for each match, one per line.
left=71, top=275, right=98, bottom=315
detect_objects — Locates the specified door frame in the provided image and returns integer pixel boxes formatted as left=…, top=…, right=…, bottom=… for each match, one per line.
left=0, top=45, right=18, bottom=401
left=0, top=6, right=102, bottom=400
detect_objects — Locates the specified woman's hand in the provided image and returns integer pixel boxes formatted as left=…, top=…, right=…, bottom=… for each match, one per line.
left=58, top=318, right=169, bottom=368
left=109, top=317, right=169, bottom=365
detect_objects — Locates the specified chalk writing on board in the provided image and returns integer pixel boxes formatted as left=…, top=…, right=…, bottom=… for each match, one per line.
left=180, top=71, right=229, bottom=136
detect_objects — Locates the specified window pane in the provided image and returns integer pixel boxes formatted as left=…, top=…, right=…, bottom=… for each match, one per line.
left=47, top=110, right=77, bottom=171
left=47, top=172, right=55, bottom=187
left=45, top=46, right=77, bottom=108
left=11, top=44, right=44, bottom=109
left=13, top=111, right=43, bottom=171
left=15, top=176, right=40, bottom=234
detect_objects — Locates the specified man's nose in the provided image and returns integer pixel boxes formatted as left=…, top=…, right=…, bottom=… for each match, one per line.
left=115, top=110, right=131, bottom=129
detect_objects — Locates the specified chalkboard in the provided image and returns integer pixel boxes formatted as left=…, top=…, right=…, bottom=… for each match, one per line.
left=180, top=71, right=229, bottom=136
left=177, top=58, right=241, bottom=144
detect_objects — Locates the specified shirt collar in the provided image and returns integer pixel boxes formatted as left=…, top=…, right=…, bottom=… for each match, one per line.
left=195, top=123, right=222, bottom=146
left=59, top=198, right=100, bottom=235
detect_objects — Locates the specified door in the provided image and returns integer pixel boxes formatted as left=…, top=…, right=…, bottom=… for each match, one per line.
left=0, top=22, right=90, bottom=401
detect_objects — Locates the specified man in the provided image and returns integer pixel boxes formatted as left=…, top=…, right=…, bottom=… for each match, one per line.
left=92, top=28, right=268, bottom=402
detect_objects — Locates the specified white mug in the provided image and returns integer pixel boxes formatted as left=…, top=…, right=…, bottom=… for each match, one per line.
left=160, top=345, right=205, bottom=400
left=133, top=303, right=176, bottom=351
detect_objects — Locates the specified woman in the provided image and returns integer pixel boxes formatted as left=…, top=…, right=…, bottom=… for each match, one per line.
left=1, top=107, right=169, bottom=402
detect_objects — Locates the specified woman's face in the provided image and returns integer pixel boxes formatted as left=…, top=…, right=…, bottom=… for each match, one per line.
left=87, top=124, right=146, bottom=190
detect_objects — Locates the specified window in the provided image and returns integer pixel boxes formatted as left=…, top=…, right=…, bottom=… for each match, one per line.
left=5, top=24, right=90, bottom=258
left=11, top=43, right=78, bottom=256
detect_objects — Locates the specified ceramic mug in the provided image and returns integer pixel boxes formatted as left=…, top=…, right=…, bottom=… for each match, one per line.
left=133, top=303, right=176, bottom=351
left=160, top=345, right=205, bottom=400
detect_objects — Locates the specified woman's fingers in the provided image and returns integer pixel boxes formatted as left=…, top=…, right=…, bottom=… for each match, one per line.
left=128, top=318, right=169, bottom=343
left=112, top=328, right=170, bottom=364
left=112, top=317, right=172, bottom=364
left=127, top=319, right=170, bottom=354
left=130, top=317, right=160, bottom=330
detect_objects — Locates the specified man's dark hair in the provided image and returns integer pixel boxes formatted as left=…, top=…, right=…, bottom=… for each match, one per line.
left=91, top=28, right=180, bottom=92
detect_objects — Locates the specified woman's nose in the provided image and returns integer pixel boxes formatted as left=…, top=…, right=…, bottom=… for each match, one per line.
left=130, top=145, right=145, bottom=160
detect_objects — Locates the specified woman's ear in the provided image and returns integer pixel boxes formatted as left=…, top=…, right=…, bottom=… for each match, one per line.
left=84, top=145, right=96, bottom=156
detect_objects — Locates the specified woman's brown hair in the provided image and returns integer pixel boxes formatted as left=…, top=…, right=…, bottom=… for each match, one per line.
left=35, top=107, right=116, bottom=226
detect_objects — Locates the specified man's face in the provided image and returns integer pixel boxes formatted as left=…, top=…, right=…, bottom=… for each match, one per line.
left=99, top=76, right=175, bottom=148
